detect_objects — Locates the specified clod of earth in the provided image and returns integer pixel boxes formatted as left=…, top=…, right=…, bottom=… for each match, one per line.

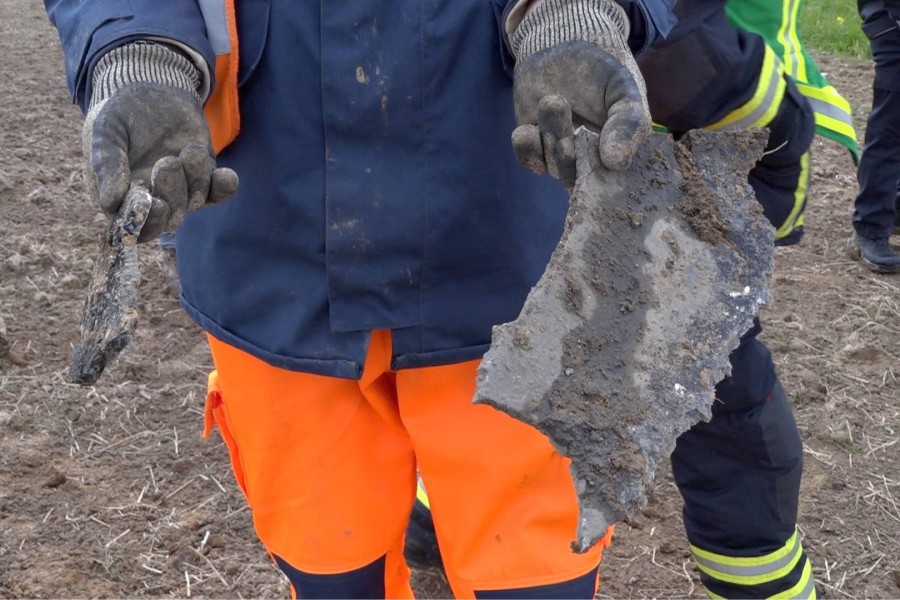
left=0, top=314, right=27, bottom=367
left=474, top=128, right=772, bottom=552
left=69, top=183, right=152, bottom=385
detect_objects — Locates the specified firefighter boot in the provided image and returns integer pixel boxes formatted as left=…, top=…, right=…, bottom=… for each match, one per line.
left=846, top=231, right=900, bottom=274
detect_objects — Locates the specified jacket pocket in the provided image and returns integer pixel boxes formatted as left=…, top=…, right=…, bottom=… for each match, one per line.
left=235, top=0, right=272, bottom=87
left=756, top=388, right=803, bottom=525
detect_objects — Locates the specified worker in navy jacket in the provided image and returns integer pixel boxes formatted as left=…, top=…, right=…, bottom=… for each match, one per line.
left=46, top=0, right=814, bottom=597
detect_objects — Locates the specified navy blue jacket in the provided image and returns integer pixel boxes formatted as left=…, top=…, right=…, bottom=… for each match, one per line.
left=47, top=0, right=676, bottom=379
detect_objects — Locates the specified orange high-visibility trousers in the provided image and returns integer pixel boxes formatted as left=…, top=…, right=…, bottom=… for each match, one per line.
left=204, top=330, right=611, bottom=598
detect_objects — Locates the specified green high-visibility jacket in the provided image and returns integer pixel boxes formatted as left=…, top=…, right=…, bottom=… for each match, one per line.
left=727, top=0, right=860, bottom=161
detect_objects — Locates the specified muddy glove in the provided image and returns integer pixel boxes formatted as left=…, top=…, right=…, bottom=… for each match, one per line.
left=511, top=0, right=651, bottom=188
left=83, top=43, right=238, bottom=242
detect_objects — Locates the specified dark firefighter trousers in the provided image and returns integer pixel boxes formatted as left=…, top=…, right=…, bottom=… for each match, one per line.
left=853, top=5, right=900, bottom=240
left=638, top=0, right=817, bottom=596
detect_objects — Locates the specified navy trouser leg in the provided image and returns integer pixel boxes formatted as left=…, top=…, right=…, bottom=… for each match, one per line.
left=474, top=568, right=599, bottom=599
left=853, top=19, right=900, bottom=239
left=896, top=179, right=900, bottom=229
left=671, top=321, right=816, bottom=597
left=274, top=555, right=387, bottom=599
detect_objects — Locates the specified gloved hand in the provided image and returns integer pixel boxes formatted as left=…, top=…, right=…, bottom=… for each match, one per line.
left=83, top=43, right=238, bottom=242
left=510, top=0, right=651, bottom=188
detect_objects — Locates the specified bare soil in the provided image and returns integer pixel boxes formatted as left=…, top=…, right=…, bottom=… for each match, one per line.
left=1, top=2, right=898, bottom=598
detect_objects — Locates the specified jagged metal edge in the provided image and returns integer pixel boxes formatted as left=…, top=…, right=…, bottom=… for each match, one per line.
left=475, top=129, right=772, bottom=551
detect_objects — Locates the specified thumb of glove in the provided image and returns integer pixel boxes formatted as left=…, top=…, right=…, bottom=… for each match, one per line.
left=83, top=96, right=132, bottom=217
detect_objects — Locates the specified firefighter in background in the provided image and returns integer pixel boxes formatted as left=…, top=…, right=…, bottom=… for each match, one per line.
left=618, top=20, right=848, bottom=600
left=407, top=0, right=860, bottom=597
left=847, top=0, right=900, bottom=272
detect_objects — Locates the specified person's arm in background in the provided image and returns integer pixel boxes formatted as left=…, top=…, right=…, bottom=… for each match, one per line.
left=502, top=0, right=676, bottom=187
left=881, top=0, right=900, bottom=22
left=44, top=1, right=236, bottom=242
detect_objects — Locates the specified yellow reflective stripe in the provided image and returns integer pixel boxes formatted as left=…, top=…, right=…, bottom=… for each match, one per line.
left=702, top=558, right=815, bottom=599
left=797, top=84, right=853, bottom=114
left=755, top=74, right=786, bottom=130
left=795, top=83, right=857, bottom=140
left=691, top=531, right=800, bottom=567
left=706, top=48, right=786, bottom=131
left=789, top=0, right=807, bottom=80
left=198, top=0, right=232, bottom=55
left=415, top=478, right=431, bottom=510
left=813, top=113, right=857, bottom=142
left=776, top=0, right=807, bottom=80
left=691, top=531, right=804, bottom=585
left=694, top=549, right=803, bottom=586
left=770, top=558, right=816, bottom=599
left=775, top=151, right=809, bottom=239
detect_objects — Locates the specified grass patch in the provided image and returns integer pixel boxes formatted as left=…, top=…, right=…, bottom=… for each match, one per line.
left=840, top=439, right=862, bottom=455
left=799, top=0, right=872, bottom=59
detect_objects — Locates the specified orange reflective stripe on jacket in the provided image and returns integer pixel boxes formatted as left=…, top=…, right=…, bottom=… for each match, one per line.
left=198, top=0, right=240, bottom=153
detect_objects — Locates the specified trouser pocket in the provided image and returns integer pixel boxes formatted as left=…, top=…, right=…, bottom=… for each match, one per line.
left=203, top=370, right=251, bottom=503
left=862, top=13, right=899, bottom=39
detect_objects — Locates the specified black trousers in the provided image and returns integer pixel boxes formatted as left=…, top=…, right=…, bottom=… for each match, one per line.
left=638, top=0, right=816, bottom=246
left=853, top=8, right=900, bottom=239
left=672, top=321, right=812, bottom=597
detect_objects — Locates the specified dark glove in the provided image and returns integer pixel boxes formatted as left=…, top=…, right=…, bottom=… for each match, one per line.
left=83, top=43, right=238, bottom=242
left=510, top=0, right=651, bottom=188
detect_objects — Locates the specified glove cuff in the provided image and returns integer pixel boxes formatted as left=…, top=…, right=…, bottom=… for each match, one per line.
left=89, top=42, right=202, bottom=109
left=511, top=0, right=631, bottom=62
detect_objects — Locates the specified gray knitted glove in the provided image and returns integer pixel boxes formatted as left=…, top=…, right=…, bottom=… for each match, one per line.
left=511, top=0, right=650, bottom=187
left=83, top=42, right=238, bottom=242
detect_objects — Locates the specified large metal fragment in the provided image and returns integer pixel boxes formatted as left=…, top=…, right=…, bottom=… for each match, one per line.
left=474, top=129, right=773, bottom=552
left=69, top=183, right=152, bottom=385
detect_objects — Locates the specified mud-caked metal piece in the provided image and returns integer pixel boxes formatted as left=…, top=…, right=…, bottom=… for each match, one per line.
left=474, top=128, right=772, bottom=552
left=69, top=183, right=152, bottom=385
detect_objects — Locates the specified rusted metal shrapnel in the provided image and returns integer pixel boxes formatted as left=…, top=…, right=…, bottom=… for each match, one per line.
left=69, top=183, right=152, bottom=385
